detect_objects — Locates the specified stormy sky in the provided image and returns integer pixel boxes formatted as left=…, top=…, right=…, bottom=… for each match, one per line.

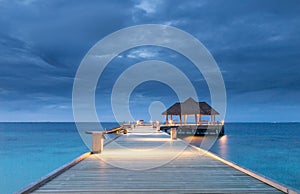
left=0, top=0, right=299, bottom=122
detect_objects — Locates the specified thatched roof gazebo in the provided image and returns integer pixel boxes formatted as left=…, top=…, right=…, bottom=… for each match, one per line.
left=162, top=97, right=219, bottom=125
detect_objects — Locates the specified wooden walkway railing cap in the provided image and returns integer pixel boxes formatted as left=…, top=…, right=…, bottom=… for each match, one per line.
left=85, top=131, right=106, bottom=154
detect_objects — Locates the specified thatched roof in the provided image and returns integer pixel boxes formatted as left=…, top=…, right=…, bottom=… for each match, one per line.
left=162, top=98, right=219, bottom=115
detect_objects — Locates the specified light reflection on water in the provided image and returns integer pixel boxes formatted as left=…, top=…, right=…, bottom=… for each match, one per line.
left=0, top=122, right=299, bottom=193
left=217, top=135, right=228, bottom=156
left=182, top=123, right=300, bottom=191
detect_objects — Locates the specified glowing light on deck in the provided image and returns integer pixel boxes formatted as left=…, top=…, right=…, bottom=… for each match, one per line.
left=129, top=137, right=171, bottom=142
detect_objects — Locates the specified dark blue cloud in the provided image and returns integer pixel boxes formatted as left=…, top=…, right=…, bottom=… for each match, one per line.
left=0, top=0, right=299, bottom=121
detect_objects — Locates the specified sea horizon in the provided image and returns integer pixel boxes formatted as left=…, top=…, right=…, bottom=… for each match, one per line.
left=1, top=122, right=299, bottom=193
left=1, top=121, right=300, bottom=123
left=1, top=1, right=299, bottom=193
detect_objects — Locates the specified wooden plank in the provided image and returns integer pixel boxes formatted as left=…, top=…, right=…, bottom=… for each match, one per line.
left=18, top=135, right=121, bottom=194
left=18, top=152, right=91, bottom=194
left=189, top=144, right=299, bottom=194
left=27, top=126, right=297, bottom=193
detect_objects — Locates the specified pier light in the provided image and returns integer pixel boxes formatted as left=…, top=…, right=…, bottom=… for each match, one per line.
left=136, top=120, right=144, bottom=125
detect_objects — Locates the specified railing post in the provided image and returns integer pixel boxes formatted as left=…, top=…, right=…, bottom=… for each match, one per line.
left=156, top=120, right=160, bottom=131
left=170, top=128, right=177, bottom=140
left=85, top=131, right=106, bottom=154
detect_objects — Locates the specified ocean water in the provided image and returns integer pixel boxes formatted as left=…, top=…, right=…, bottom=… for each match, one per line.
left=0, top=122, right=299, bottom=193
left=185, top=122, right=300, bottom=191
left=0, top=122, right=119, bottom=194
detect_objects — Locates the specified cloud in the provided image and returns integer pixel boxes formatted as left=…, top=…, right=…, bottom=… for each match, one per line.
left=134, top=0, right=158, bottom=14
left=124, top=48, right=161, bottom=59
left=0, top=0, right=300, bottom=121
left=127, top=50, right=156, bottom=59
left=0, top=0, right=133, bottom=107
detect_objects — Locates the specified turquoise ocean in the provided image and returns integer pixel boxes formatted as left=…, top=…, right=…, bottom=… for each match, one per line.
left=0, top=122, right=299, bottom=193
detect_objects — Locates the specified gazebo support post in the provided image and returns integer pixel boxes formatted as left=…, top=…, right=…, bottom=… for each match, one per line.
left=179, top=114, right=182, bottom=125
left=162, top=98, right=220, bottom=128
left=199, top=114, right=202, bottom=125
left=197, top=114, right=200, bottom=125
left=166, top=114, right=169, bottom=125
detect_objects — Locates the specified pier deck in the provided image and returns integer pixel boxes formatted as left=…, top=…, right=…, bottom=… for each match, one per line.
left=29, top=126, right=287, bottom=193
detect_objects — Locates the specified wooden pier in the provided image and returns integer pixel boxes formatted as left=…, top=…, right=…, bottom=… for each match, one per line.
left=160, top=124, right=225, bottom=136
left=20, top=125, right=297, bottom=193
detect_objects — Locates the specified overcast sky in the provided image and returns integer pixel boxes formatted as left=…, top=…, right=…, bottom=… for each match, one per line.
left=0, top=0, right=299, bottom=122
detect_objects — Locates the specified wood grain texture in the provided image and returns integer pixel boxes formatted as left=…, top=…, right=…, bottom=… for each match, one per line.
left=30, top=126, right=288, bottom=193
